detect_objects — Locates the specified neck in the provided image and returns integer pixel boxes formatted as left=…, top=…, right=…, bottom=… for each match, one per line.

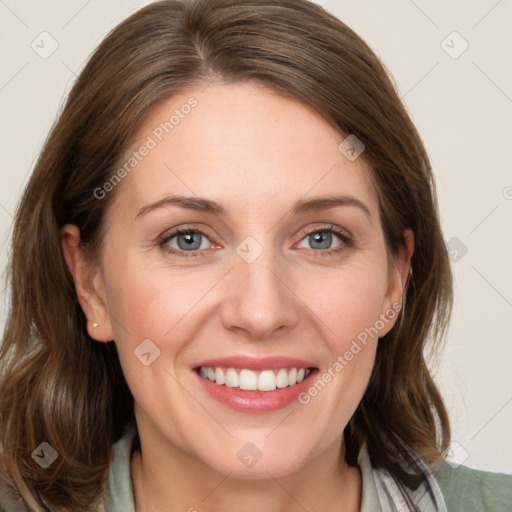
left=130, top=424, right=362, bottom=512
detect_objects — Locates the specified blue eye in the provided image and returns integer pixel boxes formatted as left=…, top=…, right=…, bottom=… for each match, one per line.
left=299, top=229, right=346, bottom=251
left=159, top=225, right=352, bottom=258
left=160, top=229, right=212, bottom=257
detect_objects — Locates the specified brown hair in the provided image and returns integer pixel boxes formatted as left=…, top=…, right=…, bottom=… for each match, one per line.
left=0, top=0, right=453, bottom=509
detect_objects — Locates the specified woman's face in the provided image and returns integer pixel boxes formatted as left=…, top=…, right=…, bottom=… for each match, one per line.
left=75, top=82, right=410, bottom=478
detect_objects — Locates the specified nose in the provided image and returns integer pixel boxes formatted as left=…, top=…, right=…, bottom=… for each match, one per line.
left=220, top=242, right=299, bottom=341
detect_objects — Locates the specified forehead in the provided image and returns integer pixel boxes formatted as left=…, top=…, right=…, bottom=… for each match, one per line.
left=112, top=82, right=378, bottom=219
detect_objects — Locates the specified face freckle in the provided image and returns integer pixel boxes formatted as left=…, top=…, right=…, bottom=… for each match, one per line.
left=97, top=81, right=404, bottom=480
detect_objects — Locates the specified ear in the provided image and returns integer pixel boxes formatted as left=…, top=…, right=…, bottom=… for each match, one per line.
left=377, top=229, right=414, bottom=337
left=61, top=224, right=114, bottom=342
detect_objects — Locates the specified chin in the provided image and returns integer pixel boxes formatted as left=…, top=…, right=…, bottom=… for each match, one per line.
left=196, top=436, right=312, bottom=480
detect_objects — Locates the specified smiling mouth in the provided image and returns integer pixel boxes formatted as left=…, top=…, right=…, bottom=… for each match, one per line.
left=195, top=366, right=315, bottom=392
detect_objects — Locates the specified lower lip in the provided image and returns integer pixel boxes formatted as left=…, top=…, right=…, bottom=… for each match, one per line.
left=194, top=369, right=317, bottom=413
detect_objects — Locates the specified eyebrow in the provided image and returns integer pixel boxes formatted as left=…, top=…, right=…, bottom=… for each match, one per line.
left=135, top=194, right=372, bottom=222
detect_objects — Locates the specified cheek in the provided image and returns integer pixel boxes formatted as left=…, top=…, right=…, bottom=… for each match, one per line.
left=302, top=258, right=389, bottom=345
left=297, top=262, right=387, bottom=415
left=104, top=253, right=213, bottom=341
left=101, top=257, right=208, bottom=433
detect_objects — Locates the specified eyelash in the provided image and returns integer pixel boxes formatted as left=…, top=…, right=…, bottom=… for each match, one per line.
left=158, top=225, right=353, bottom=259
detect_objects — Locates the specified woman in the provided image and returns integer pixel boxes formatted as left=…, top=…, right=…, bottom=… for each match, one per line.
left=1, top=0, right=511, bottom=510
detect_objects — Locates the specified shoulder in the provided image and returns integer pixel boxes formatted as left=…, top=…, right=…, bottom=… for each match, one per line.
left=433, top=460, right=512, bottom=512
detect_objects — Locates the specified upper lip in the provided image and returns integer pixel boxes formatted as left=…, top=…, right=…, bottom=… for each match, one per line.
left=194, top=355, right=317, bottom=371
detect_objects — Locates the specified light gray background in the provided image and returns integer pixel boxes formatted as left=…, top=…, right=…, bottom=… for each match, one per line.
left=1, top=0, right=511, bottom=473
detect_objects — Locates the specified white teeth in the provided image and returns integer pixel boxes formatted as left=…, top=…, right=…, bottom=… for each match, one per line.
left=225, top=368, right=238, bottom=388
left=239, top=369, right=258, bottom=390
left=258, top=370, right=276, bottom=391
left=197, top=366, right=313, bottom=392
left=276, top=368, right=289, bottom=388
left=214, top=367, right=225, bottom=385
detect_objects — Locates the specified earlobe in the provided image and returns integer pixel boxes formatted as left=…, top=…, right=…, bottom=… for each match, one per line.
left=60, top=224, right=114, bottom=342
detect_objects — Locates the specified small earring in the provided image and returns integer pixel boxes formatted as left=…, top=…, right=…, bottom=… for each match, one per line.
left=92, top=322, right=98, bottom=328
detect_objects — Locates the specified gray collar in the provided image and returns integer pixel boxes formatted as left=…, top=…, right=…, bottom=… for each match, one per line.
left=358, top=442, right=447, bottom=512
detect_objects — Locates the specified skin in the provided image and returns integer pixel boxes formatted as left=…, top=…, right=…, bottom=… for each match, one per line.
left=62, top=82, right=413, bottom=512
